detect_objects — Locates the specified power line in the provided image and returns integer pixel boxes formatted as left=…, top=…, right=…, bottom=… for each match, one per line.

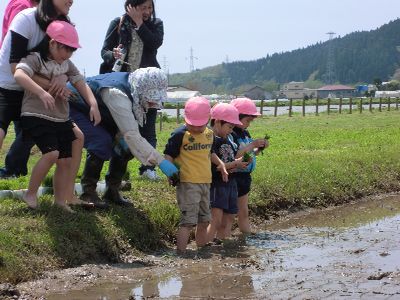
left=326, top=31, right=336, bottom=84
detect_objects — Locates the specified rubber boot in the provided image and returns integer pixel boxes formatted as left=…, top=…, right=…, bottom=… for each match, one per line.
left=103, top=155, right=132, bottom=206
left=80, top=152, right=108, bottom=209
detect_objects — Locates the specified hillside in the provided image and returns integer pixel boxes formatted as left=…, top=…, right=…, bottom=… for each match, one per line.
left=169, top=19, right=400, bottom=94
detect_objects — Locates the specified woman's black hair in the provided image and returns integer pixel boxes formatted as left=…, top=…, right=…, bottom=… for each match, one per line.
left=35, top=0, right=71, bottom=31
left=34, top=34, right=77, bottom=62
left=124, top=0, right=156, bottom=21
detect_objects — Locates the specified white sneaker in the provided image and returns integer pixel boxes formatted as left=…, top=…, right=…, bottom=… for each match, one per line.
left=141, top=169, right=160, bottom=181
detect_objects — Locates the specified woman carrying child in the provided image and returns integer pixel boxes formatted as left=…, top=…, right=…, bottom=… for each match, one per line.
left=14, top=20, right=101, bottom=211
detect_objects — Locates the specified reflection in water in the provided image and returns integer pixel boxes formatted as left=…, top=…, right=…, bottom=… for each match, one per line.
left=131, top=269, right=255, bottom=299
left=42, top=195, right=400, bottom=299
left=131, top=277, right=182, bottom=299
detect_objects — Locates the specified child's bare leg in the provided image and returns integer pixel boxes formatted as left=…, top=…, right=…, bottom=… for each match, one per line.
left=207, top=208, right=223, bottom=242
left=24, top=151, right=58, bottom=209
left=176, top=226, right=192, bottom=253
left=237, top=194, right=251, bottom=233
left=66, top=126, right=84, bottom=204
left=219, top=213, right=235, bottom=239
left=0, top=128, right=5, bottom=149
left=53, top=158, right=73, bottom=210
left=195, top=222, right=209, bottom=247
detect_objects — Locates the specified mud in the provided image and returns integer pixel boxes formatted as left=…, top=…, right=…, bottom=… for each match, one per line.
left=14, top=193, right=400, bottom=299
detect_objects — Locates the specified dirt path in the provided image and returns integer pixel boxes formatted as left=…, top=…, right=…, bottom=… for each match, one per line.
left=10, top=193, right=400, bottom=299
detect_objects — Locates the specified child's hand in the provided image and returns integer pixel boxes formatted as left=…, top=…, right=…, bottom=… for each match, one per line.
left=89, top=105, right=101, bottom=126
left=39, top=91, right=55, bottom=110
left=235, top=157, right=249, bottom=169
left=217, top=163, right=229, bottom=182
left=48, top=74, right=68, bottom=97
left=252, top=138, right=267, bottom=149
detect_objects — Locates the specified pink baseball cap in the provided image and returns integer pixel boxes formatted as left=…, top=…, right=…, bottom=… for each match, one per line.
left=230, top=97, right=261, bottom=116
left=211, top=103, right=242, bottom=125
left=46, top=21, right=81, bottom=49
left=184, top=96, right=211, bottom=126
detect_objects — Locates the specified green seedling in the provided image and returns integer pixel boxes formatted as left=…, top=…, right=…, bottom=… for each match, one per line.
left=259, top=133, right=271, bottom=155
left=169, top=162, right=180, bottom=187
left=242, top=152, right=252, bottom=162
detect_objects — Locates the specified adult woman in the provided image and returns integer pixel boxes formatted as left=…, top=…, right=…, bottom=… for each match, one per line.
left=69, top=68, right=178, bottom=208
left=0, top=0, right=95, bottom=207
left=99, top=0, right=163, bottom=181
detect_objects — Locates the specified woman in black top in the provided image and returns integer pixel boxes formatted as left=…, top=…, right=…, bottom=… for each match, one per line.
left=99, top=0, right=164, bottom=74
left=99, top=0, right=164, bottom=180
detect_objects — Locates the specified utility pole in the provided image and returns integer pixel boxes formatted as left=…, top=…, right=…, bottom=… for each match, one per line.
left=187, top=47, right=198, bottom=72
left=326, top=31, right=336, bottom=84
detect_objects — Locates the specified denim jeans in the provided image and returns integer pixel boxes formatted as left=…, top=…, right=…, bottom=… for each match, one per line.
left=3, top=121, right=34, bottom=176
left=69, top=106, right=114, bottom=161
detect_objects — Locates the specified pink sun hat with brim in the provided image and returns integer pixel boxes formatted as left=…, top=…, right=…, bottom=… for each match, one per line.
left=211, top=103, right=242, bottom=125
left=184, top=96, right=211, bottom=126
left=46, top=20, right=81, bottom=49
left=230, top=97, right=261, bottom=116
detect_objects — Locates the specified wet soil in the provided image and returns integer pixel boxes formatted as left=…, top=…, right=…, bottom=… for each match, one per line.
left=12, top=193, right=400, bottom=299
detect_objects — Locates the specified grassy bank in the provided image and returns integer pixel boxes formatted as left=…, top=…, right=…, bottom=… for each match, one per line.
left=1, top=110, right=400, bottom=284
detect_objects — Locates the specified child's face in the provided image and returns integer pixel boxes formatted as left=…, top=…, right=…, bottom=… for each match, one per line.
left=186, top=123, right=208, bottom=135
left=214, top=121, right=235, bottom=138
left=49, top=40, right=74, bottom=64
left=238, top=116, right=256, bottom=129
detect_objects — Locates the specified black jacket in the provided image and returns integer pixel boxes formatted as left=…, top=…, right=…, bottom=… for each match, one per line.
left=99, top=16, right=164, bottom=74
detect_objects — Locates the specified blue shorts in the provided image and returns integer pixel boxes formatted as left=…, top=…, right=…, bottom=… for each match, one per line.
left=236, top=172, right=252, bottom=197
left=210, top=179, right=238, bottom=214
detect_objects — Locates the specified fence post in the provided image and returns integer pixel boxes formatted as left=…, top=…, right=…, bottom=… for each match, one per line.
left=388, top=97, right=391, bottom=111
left=327, top=98, right=331, bottom=115
left=359, top=98, right=363, bottom=113
left=302, top=98, right=305, bottom=116
left=176, top=102, right=180, bottom=124
left=369, top=97, right=373, bottom=112
left=379, top=97, right=382, bottom=112
left=349, top=97, right=353, bottom=114
left=339, top=97, right=342, bottom=114
left=316, top=97, right=319, bottom=116
left=260, top=99, right=264, bottom=116
left=396, top=97, right=399, bottom=110
left=289, top=98, right=293, bottom=117
left=158, top=111, right=163, bottom=132
left=274, top=98, right=278, bottom=117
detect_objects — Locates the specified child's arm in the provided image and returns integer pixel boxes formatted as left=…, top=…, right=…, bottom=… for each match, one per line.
left=72, top=80, right=101, bottom=126
left=211, top=153, right=228, bottom=182
left=235, top=138, right=267, bottom=158
left=14, top=69, right=55, bottom=110
left=164, top=154, right=174, bottom=163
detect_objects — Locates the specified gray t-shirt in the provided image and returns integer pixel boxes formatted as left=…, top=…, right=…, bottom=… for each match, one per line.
left=17, top=52, right=84, bottom=122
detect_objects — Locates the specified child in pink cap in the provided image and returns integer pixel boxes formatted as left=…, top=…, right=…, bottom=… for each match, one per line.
left=207, top=103, right=250, bottom=243
left=164, top=96, right=227, bottom=254
left=223, top=97, right=268, bottom=235
left=14, top=20, right=101, bottom=212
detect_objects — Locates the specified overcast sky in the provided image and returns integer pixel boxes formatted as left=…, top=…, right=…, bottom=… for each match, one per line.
left=1, top=0, right=399, bottom=76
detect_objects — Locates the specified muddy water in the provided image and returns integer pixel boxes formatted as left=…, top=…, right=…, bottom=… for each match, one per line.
left=20, top=194, right=400, bottom=299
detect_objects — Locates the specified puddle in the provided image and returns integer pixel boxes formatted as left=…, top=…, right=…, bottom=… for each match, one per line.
left=21, top=194, right=400, bottom=299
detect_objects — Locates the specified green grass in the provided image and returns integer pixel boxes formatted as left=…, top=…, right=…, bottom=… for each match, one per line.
left=1, top=110, right=400, bottom=283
